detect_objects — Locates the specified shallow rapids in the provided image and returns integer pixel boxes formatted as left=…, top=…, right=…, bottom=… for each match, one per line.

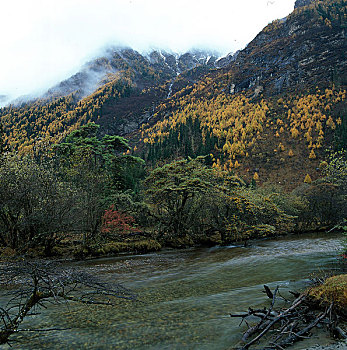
left=1, top=232, right=343, bottom=349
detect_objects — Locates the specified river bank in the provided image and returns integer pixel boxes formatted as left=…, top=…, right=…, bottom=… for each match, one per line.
left=1, top=227, right=341, bottom=262
left=0, top=232, right=344, bottom=349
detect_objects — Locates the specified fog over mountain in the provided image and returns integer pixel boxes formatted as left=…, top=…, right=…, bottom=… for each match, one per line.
left=0, top=0, right=295, bottom=105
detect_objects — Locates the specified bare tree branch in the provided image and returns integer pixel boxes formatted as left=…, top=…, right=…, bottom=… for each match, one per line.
left=0, top=259, right=135, bottom=345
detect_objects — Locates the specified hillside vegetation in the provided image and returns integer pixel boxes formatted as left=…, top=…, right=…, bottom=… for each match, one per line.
left=139, top=86, right=346, bottom=186
left=134, top=0, right=347, bottom=187
left=0, top=0, right=346, bottom=258
left=0, top=49, right=214, bottom=154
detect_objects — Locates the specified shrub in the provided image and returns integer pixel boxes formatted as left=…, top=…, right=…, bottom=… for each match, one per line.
left=101, top=205, right=137, bottom=239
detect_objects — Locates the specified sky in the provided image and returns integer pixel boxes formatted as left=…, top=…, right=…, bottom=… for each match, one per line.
left=0, top=0, right=296, bottom=104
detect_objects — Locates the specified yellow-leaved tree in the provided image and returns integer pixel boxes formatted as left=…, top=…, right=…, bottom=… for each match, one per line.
left=304, top=174, right=312, bottom=184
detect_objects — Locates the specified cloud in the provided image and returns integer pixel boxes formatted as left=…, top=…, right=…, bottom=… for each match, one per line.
left=0, top=0, right=295, bottom=102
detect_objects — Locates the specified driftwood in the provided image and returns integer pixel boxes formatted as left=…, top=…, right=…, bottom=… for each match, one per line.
left=230, top=285, right=346, bottom=349
left=0, top=260, right=136, bottom=346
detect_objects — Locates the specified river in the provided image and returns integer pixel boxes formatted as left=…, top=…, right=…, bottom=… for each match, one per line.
left=1, top=232, right=344, bottom=349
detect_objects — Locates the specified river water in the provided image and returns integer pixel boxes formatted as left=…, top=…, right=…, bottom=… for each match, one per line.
left=2, top=233, right=344, bottom=349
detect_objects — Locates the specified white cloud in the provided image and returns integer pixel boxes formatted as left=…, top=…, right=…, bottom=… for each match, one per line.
left=0, top=0, right=295, bottom=102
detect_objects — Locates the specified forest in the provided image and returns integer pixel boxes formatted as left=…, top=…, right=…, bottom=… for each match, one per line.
left=0, top=121, right=345, bottom=258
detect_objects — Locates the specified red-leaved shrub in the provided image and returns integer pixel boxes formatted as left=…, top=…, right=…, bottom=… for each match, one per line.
left=101, top=205, right=137, bottom=237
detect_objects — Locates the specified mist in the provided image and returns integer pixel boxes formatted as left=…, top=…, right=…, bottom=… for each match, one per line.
left=0, top=0, right=296, bottom=105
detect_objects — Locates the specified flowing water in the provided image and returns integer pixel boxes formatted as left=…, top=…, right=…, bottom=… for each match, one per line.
left=1, top=233, right=344, bottom=349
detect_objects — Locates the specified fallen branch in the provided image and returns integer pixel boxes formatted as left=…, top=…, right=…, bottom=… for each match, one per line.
left=230, top=285, right=345, bottom=349
left=241, top=293, right=306, bottom=349
left=277, top=304, right=333, bottom=347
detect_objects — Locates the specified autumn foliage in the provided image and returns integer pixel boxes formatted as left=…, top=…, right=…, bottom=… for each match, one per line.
left=101, top=205, right=137, bottom=237
left=140, top=80, right=345, bottom=177
left=304, top=174, right=312, bottom=184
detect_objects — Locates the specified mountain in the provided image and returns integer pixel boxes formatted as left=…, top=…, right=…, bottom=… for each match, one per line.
left=0, top=48, right=219, bottom=152
left=44, top=48, right=219, bottom=101
left=211, top=0, right=346, bottom=98
left=135, top=0, right=346, bottom=188
left=0, top=0, right=346, bottom=190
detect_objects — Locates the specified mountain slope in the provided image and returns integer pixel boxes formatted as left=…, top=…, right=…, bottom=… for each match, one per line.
left=0, top=0, right=346, bottom=191
left=0, top=48, right=217, bottom=153
left=218, top=0, right=346, bottom=96
left=134, top=0, right=346, bottom=188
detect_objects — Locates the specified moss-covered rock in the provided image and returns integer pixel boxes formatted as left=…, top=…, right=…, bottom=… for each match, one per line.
left=165, top=235, right=195, bottom=248
left=132, top=240, right=162, bottom=253
left=198, top=231, right=222, bottom=247
left=82, top=239, right=162, bottom=257
left=308, top=274, right=347, bottom=312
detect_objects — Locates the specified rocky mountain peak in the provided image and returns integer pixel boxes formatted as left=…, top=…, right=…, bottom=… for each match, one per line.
left=294, top=0, right=315, bottom=9
left=43, top=47, right=220, bottom=103
left=219, top=0, right=346, bottom=97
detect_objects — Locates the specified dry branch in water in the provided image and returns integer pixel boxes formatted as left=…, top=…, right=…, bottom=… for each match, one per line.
left=230, top=284, right=347, bottom=349
left=0, top=260, right=136, bottom=346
